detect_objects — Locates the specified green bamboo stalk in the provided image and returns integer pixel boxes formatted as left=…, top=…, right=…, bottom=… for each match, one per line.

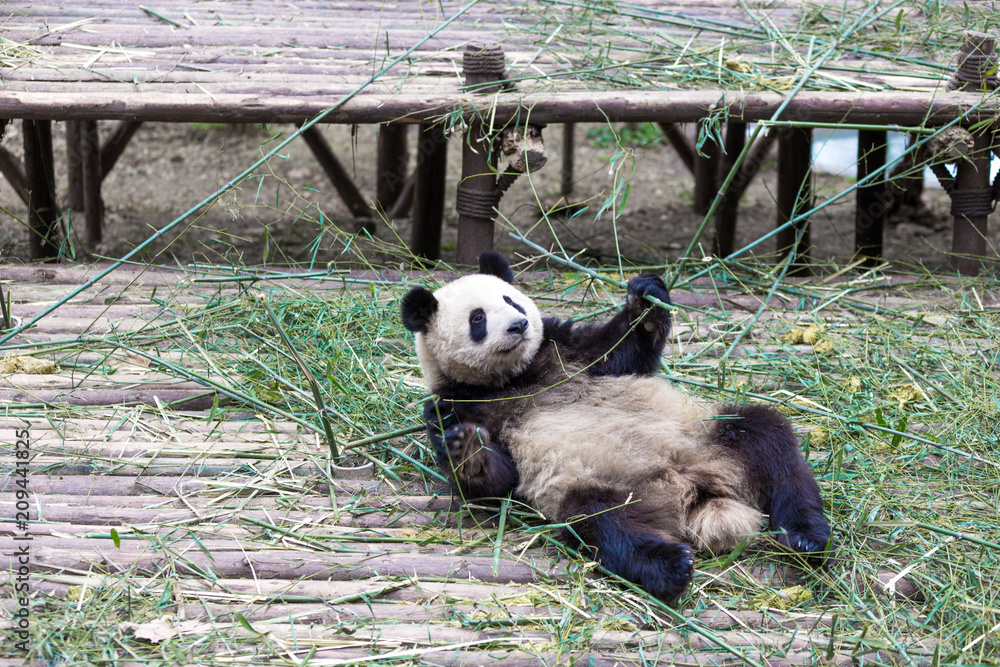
left=261, top=297, right=340, bottom=462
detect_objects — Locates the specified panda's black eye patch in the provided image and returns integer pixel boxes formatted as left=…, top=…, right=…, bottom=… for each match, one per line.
left=504, top=295, right=526, bottom=315
left=469, top=308, right=487, bottom=342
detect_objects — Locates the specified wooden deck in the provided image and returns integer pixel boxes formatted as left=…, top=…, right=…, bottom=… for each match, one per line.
left=4, top=263, right=996, bottom=665
left=0, top=1, right=991, bottom=123
left=2, top=1, right=999, bottom=268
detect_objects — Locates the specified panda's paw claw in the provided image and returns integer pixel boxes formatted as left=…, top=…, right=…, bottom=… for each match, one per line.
left=443, top=423, right=490, bottom=458
left=626, top=273, right=671, bottom=311
left=777, top=528, right=834, bottom=564
left=643, top=541, right=695, bottom=605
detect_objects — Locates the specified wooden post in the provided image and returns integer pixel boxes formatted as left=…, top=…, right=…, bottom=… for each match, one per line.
left=298, top=125, right=370, bottom=219
left=948, top=31, right=999, bottom=91
left=776, top=126, right=813, bottom=275
left=658, top=122, right=695, bottom=175
left=561, top=123, right=575, bottom=202
left=950, top=131, right=993, bottom=275
left=693, top=119, right=721, bottom=215
left=855, top=129, right=888, bottom=266
left=713, top=121, right=746, bottom=257
left=376, top=123, right=408, bottom=213
left=410, top=124, right=448, bottom=259
left=81, top=119, right=103, bottom=244
left=22, top=119, right=61, bottom=261
left=456, top=43, right=506, bottom=265
left=66, top=120, right=84, bottom=212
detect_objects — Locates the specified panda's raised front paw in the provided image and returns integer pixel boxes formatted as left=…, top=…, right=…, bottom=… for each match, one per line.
left=443, top=423, right=491, bottom=478
left=626, top=273, right=672, bottom=315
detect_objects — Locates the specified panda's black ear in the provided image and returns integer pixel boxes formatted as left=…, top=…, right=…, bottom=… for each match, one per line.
left=400, top=287, right=438, bottom=333
left=479, top=251, right=514, bottom=283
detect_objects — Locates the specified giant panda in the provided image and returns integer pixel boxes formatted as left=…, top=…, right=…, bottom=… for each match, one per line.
left=400, top=252, right=831, bottom=603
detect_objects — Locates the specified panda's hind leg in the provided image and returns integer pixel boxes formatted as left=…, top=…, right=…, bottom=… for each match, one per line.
left=713, top=404, right=831, bottom=557
left=560, top=485, right=694, bottom=604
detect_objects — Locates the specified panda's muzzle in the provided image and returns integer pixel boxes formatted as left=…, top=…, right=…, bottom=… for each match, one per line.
left=507, top=318, right=529, bottom=335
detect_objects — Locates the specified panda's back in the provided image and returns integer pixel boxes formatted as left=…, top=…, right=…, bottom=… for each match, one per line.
left=503, top=373, right=737, bottom=520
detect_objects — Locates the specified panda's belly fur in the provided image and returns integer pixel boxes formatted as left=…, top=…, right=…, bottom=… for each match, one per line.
left=500, top=374, right=761, bottom=549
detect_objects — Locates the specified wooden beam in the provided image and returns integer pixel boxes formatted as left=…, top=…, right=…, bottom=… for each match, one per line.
left=730, top=130, right=777, bottom=202
left=297, top=125, right=370, bottom=218
left=376, top=123, right=408, bottom=213
left=0, top=146, right=30, bottom=207
left=776, top=126, right=813, bottom=275
left=22, top=119, right=62, bottom=261
left=81, top=119, right=103, bottom=244
left=7, top=90, right=995, bottom=126
left=692, top=119, right=721, bottom=215
left=855, top=129, right=888, bottom=266
left=658, top=122, right=695, bottom=175
left=388, top=172, right=415, bottom=219
left=713, top=122, right=746, bottom=257
left=101, top=121, right=143, bottom=179
left=410, top=124, right=448, bottom=259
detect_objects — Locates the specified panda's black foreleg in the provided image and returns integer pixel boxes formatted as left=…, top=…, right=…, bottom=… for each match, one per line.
left=597, top=273, right=673, bottom=376
left=545, top=273, right=672, bottom=377
left=560, top=486, right=694, bottom=604
left=714, top=404, right=832, bottom=558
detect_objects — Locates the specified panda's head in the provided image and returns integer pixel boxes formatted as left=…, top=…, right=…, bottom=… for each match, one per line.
left=400, top=252, right=543, bottom=389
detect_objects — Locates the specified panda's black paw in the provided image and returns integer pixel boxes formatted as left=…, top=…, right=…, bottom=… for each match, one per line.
left=626, top=273, right=672, bottom=314
left=775, top=525, right=834, bottom=565
left=639, top=541, right=695, bottom=605
left=443, top=423, right=491, bottom=478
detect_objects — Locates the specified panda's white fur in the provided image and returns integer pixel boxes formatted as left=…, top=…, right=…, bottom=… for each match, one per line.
left=507, top=373, right=763, bottom=553
left=414, top=274, right=543, bottom=389
left=401, top=253, right=831, bottom=602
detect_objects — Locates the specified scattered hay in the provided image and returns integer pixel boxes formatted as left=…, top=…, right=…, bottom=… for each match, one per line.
left=0, top=352, right=55, bottom=374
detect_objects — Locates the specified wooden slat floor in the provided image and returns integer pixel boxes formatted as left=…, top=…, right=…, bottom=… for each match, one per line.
left=1, top=263, right=976, bottom=665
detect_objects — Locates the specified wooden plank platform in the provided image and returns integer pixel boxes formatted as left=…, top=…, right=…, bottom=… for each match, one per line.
left=0, top=1, right=995, bottom=124
left=4, top=263, right=997, bottom=664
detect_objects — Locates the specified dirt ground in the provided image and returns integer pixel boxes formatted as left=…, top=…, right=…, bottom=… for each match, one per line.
left=1, top=120, right=996, bottom=272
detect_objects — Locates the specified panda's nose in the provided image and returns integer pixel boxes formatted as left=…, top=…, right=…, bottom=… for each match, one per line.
left=507, top=318, right=528, bottom=335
